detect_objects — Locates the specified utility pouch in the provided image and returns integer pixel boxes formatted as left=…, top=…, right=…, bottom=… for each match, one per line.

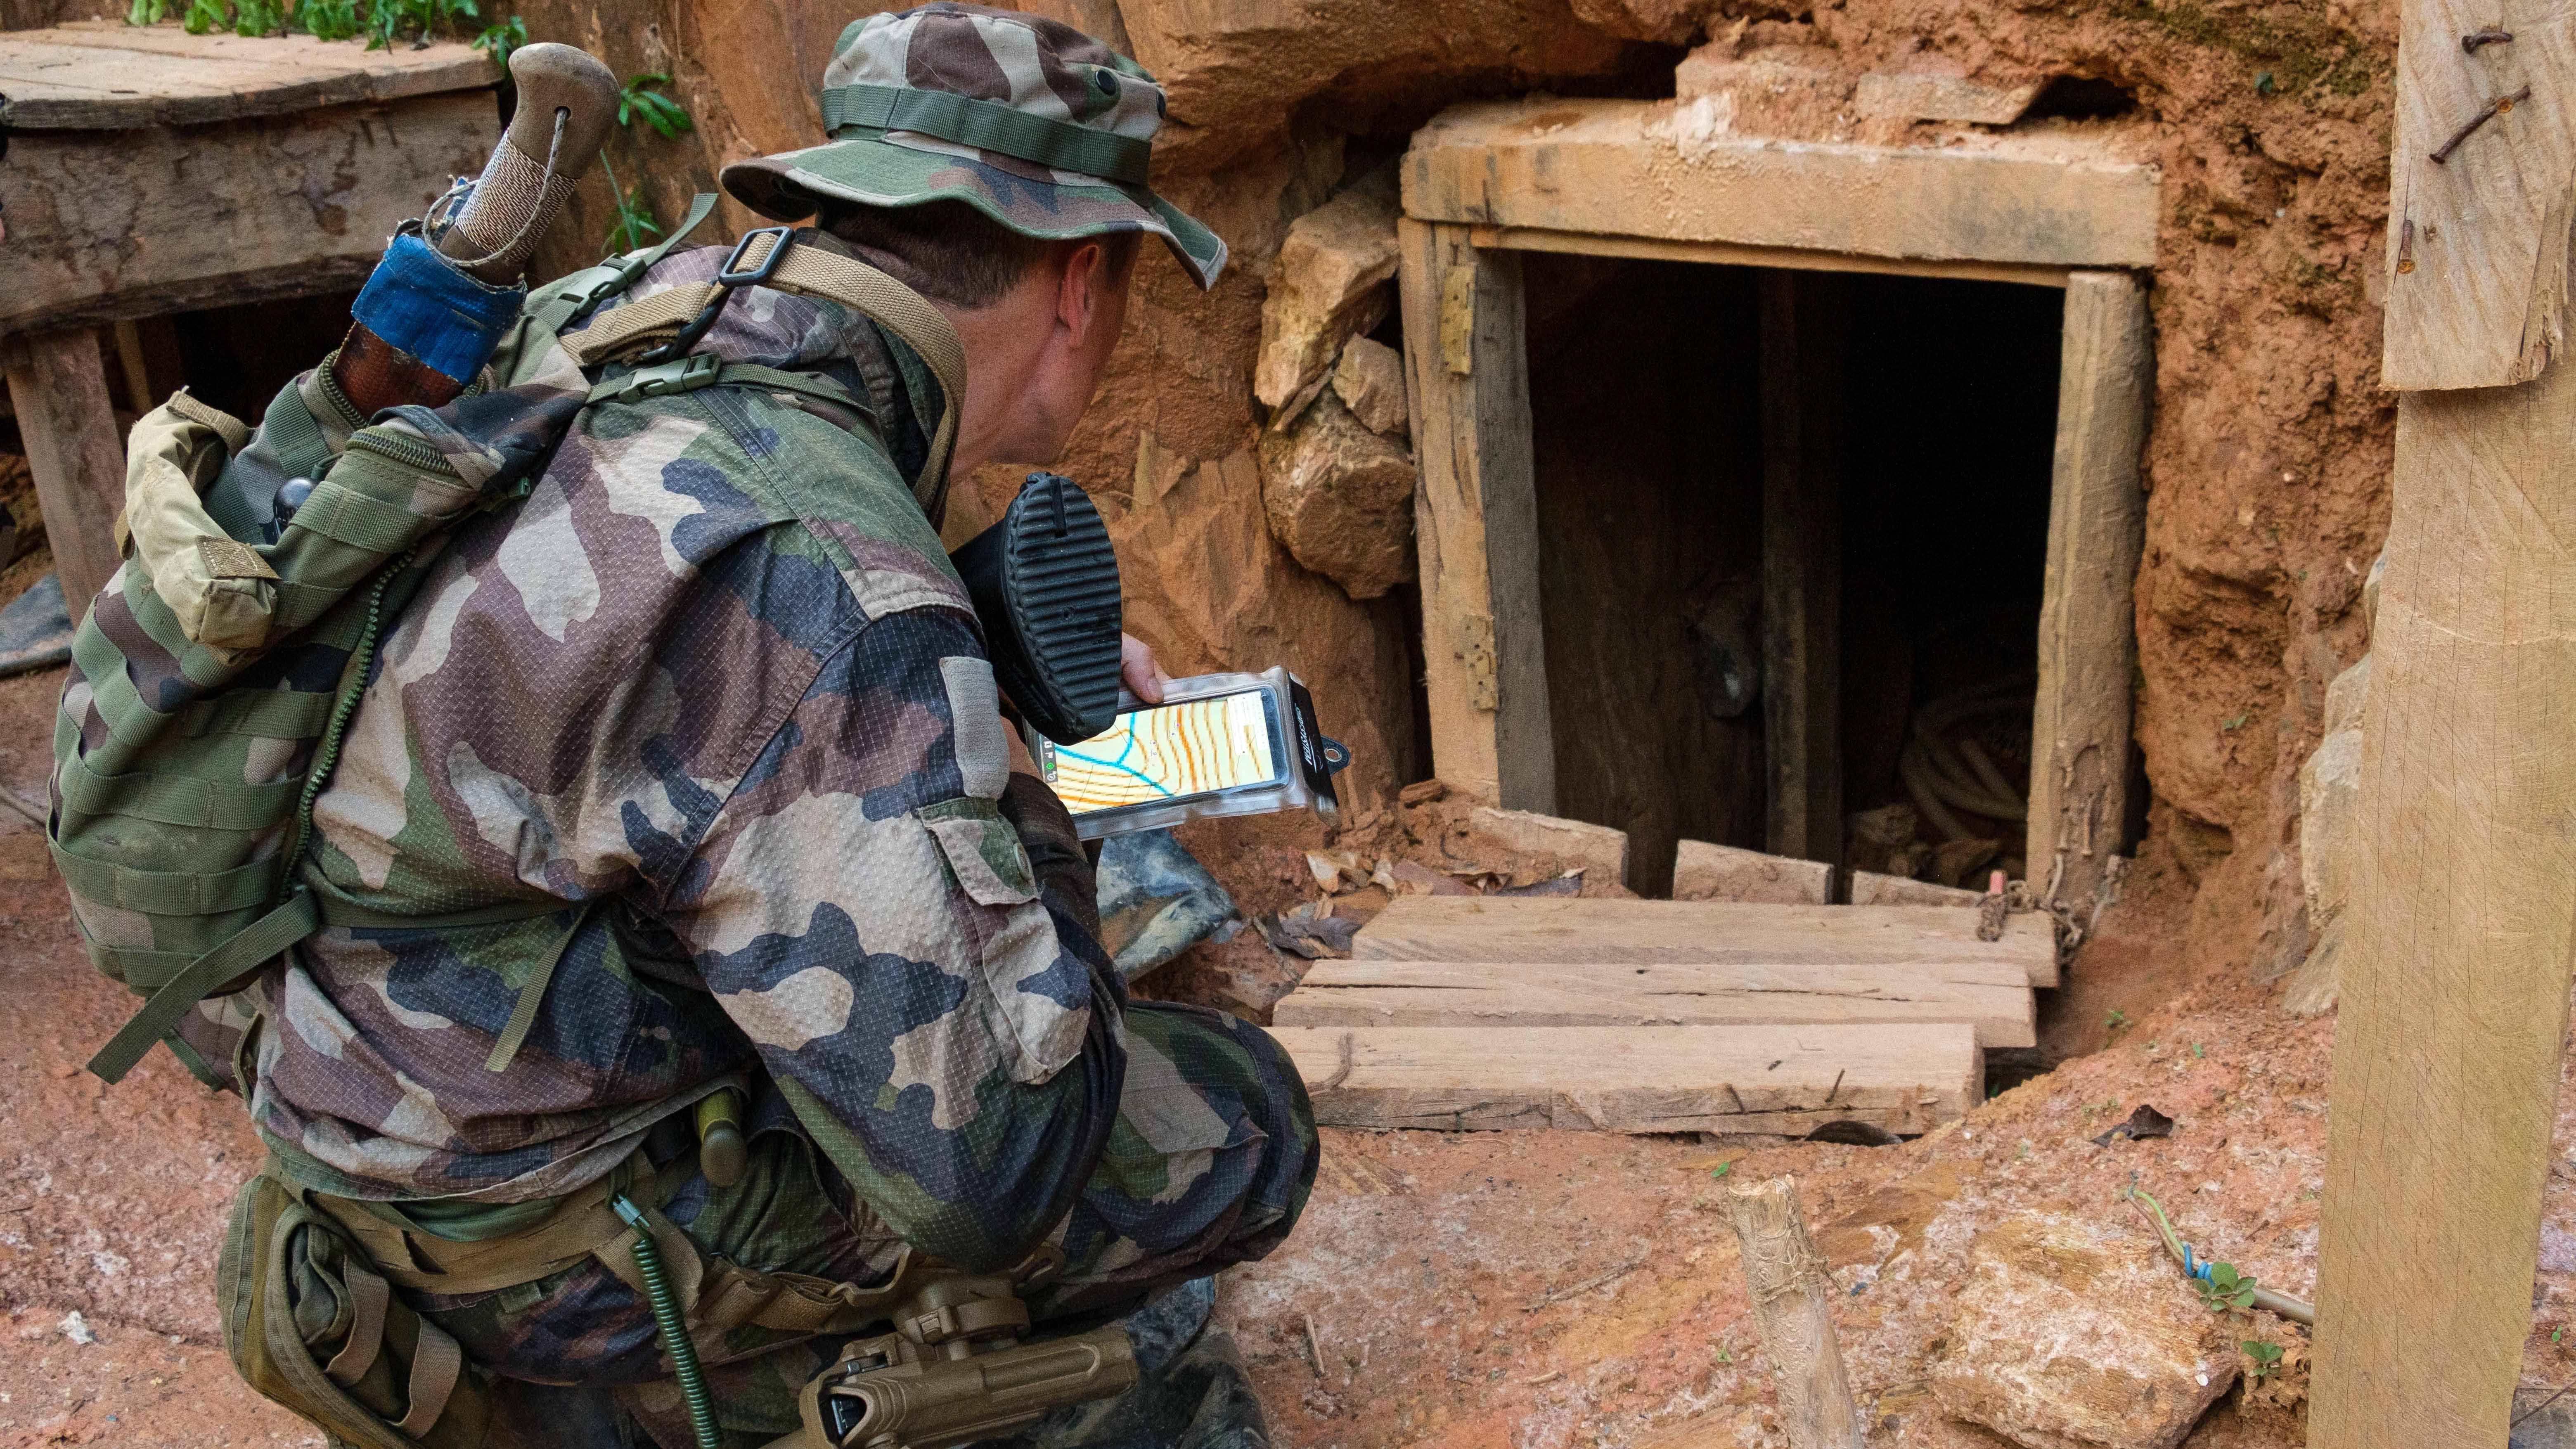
left=218, top=1172, right=493, bottom=1449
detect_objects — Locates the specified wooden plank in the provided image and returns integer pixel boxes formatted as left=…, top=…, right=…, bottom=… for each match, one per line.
left=1396, top=218, right=1556, bottom=811
left=0, top=92, right=498, bottom=336
left=2309, top=313, right=2576, bottom=1444
left=1276, top=1024, right=1982, bottom=1134
left=2026, top=272, right=2150, bottom=912
left=3, top=329, right=128, bottom=623
left=1466, top=225, right=2072, bottom=289
left=0, top=26, right=492, bottom=130
left=1404, top=99, right=2160, bottom=269
left=1274, top=957, right=2036, bottom=1047
left=1351, top=895, right=2060, bottom=987
left=1760, top=270, right=1844, bottom=867
left=2377, top=0, right=2576, bottom=389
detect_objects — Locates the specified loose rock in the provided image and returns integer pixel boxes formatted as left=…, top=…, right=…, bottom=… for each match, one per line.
left=1258, top=390, right=1418, bottom=600
left=1331, top=335, right=1410, bottom=438
left=1931, top=1214, right=2236, bottom=1449
left=1254, top=186, right=1400, bottom=411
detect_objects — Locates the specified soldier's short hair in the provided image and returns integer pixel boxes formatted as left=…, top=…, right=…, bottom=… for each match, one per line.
left=817, top=200, right=1141, bottom=310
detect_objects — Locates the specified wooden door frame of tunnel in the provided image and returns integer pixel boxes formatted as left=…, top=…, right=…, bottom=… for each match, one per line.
left=1395, top=101, right=2157, bottom=900
left=2310, top=0, right=2576, bottom=1440
left=0, top=26, right=498, bottom=620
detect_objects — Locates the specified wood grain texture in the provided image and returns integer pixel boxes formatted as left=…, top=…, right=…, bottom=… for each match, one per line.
left=1760, top=270, right=1845, bottom=867
left=2310, top=350, right=2576, bottom=1447
left=1466, top=225, right=2073, bottom=288
left=1404, top=99, right=2160, bottom=269
left=1275, top=1024, right=1982, bottom=1134
left=1351, top=896, right=2060, bottom=987
left=3, top=329, right=127, bottom=621
left=2026, top=272, right=2150, bottom=911
left=0, top=23, right=492, bottom=130
left=2378, top=0, right=2576, bottom=388
left=1726, top=1175, right=1867, bottom=1449
left=0, top=92, right=498, bottom=336
left=1273, top=957, right=2037, bottom=1046
left=1397, top=218, right=1556, bottom=812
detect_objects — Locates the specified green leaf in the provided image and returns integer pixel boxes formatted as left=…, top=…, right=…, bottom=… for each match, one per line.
left=471, top=15, right=524, bottom=66
left=618, top=73, right=694, bottom=138
left=1708, top=1162, right=1732, bottom=1179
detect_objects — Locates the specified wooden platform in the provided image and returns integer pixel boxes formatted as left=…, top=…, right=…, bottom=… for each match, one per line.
left=1274, top=957, right=2036, bottom=1047
left=1350, top=895, right=2058, bottom=987
left=0, top=22, right=491, bottom=130
left=1270, top=895, right=2046, bottom=1136
left=1275, top=1024, right=1982, bottom=1135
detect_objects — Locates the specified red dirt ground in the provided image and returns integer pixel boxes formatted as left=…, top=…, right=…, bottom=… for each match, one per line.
left=3, top=654, right=2568, bottom=1449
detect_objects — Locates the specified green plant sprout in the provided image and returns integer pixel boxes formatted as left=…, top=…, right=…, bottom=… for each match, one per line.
left=472, top=15, right=526, bottom=67
left=1707, top=1161, right=1732, bottom=1180
left=2195, top=1262, right=2259, bottom=1314
left=599, top=151, right=662, bottom=254
left=298, top=0, right=362, bottom=40
left=2243, top=1339, right=2284, bottom=1379
left=182, top=0, right=228, bottom=34
left=2106, top=1009, right=2129, bottom=1030
left=618, top=73, right=694, bottom=137
left=125, top=0, right=170, bottom=25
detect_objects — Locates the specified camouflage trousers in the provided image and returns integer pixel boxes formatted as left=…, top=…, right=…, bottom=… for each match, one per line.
left=415, top=1004, right=1314, bottom=1448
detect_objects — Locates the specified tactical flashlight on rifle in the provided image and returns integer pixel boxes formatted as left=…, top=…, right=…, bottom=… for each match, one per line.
left=791, top=1268, right=1138, bottom=1449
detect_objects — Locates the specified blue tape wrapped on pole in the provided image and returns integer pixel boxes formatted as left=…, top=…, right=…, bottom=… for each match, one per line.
left=326, top=44, right=619, bottom=415
left=349, top=232, right=528, bottom=385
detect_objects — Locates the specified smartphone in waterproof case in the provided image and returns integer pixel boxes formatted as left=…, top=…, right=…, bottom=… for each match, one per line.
left=1026, top=666, right=1348, bottom=839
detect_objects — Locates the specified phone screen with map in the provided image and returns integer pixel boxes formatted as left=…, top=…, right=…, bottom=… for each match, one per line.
left=1035, top=689, right=1286, bottom=817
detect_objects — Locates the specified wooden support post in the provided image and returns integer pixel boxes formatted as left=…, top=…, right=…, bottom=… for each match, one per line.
left=1397, top=218, right=1556, bottom=813
left=3, top=327, right=127, bottom=621
left=2310, top=362, right=2576, bottom=1447
left=2311, top=0, right=2576, bottom=1439
left=2027, top=272, right=2150, bottom=911
left=1726, top=1174, right=1866, bottom=1449
left=1758, top=270, right=1844, bottom=867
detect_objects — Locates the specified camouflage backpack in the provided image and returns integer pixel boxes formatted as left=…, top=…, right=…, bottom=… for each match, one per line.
left=55, top=211, right=967, bottom=1085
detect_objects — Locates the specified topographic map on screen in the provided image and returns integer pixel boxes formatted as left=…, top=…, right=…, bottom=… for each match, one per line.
left=1041, top=691, right=1280, bottom=813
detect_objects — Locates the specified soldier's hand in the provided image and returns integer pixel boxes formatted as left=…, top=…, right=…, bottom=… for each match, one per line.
left=1121, top=633, right=1170, bottom=704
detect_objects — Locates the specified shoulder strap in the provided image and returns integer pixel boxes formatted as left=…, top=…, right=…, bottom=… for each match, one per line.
left=561, top=233, right=964, bottom=524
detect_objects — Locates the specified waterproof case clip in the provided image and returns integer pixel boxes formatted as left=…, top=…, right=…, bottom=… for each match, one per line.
left=1025, top=666, right=1349, bottom=840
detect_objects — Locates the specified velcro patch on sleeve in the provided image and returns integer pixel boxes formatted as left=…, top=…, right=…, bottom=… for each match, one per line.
left=940, top=654, right=1009, bottom=800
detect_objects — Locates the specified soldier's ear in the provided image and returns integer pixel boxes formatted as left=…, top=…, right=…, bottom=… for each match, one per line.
left=1054, top=240, right=1119, bottom=345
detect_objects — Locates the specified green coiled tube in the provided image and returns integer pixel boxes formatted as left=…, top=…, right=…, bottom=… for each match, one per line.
left=612, top=1194, right=720, bottom=1449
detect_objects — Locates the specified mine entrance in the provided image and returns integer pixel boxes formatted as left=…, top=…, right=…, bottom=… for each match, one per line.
left=1520, top=257, right=2065, bottom=896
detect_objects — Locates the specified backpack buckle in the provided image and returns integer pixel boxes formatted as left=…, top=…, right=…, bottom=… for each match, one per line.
left=594, top=352, right=722, bottom=405
left=716, top=226, right=797, bottom=286
left=638, top=227, right=799, bottom=366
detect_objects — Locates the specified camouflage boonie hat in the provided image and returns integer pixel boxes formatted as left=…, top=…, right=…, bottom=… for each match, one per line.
left=721, top=2, right=1225, bottom=289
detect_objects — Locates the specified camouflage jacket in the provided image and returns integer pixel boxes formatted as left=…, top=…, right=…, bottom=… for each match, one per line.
left=232, top=237, right=1126, bottom=1270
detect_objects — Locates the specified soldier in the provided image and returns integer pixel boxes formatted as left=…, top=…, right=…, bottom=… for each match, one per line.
left=198, top=5, right=1314, bottom=1444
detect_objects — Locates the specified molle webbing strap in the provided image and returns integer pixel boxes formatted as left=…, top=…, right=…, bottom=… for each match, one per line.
left=85, top=887, right=320, bottom=1083
left=819, top=83, right=1153, bottom=187
left=561, top=234, right=964, bottom=523
left=391, top=1322, right=464, bottom=1437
